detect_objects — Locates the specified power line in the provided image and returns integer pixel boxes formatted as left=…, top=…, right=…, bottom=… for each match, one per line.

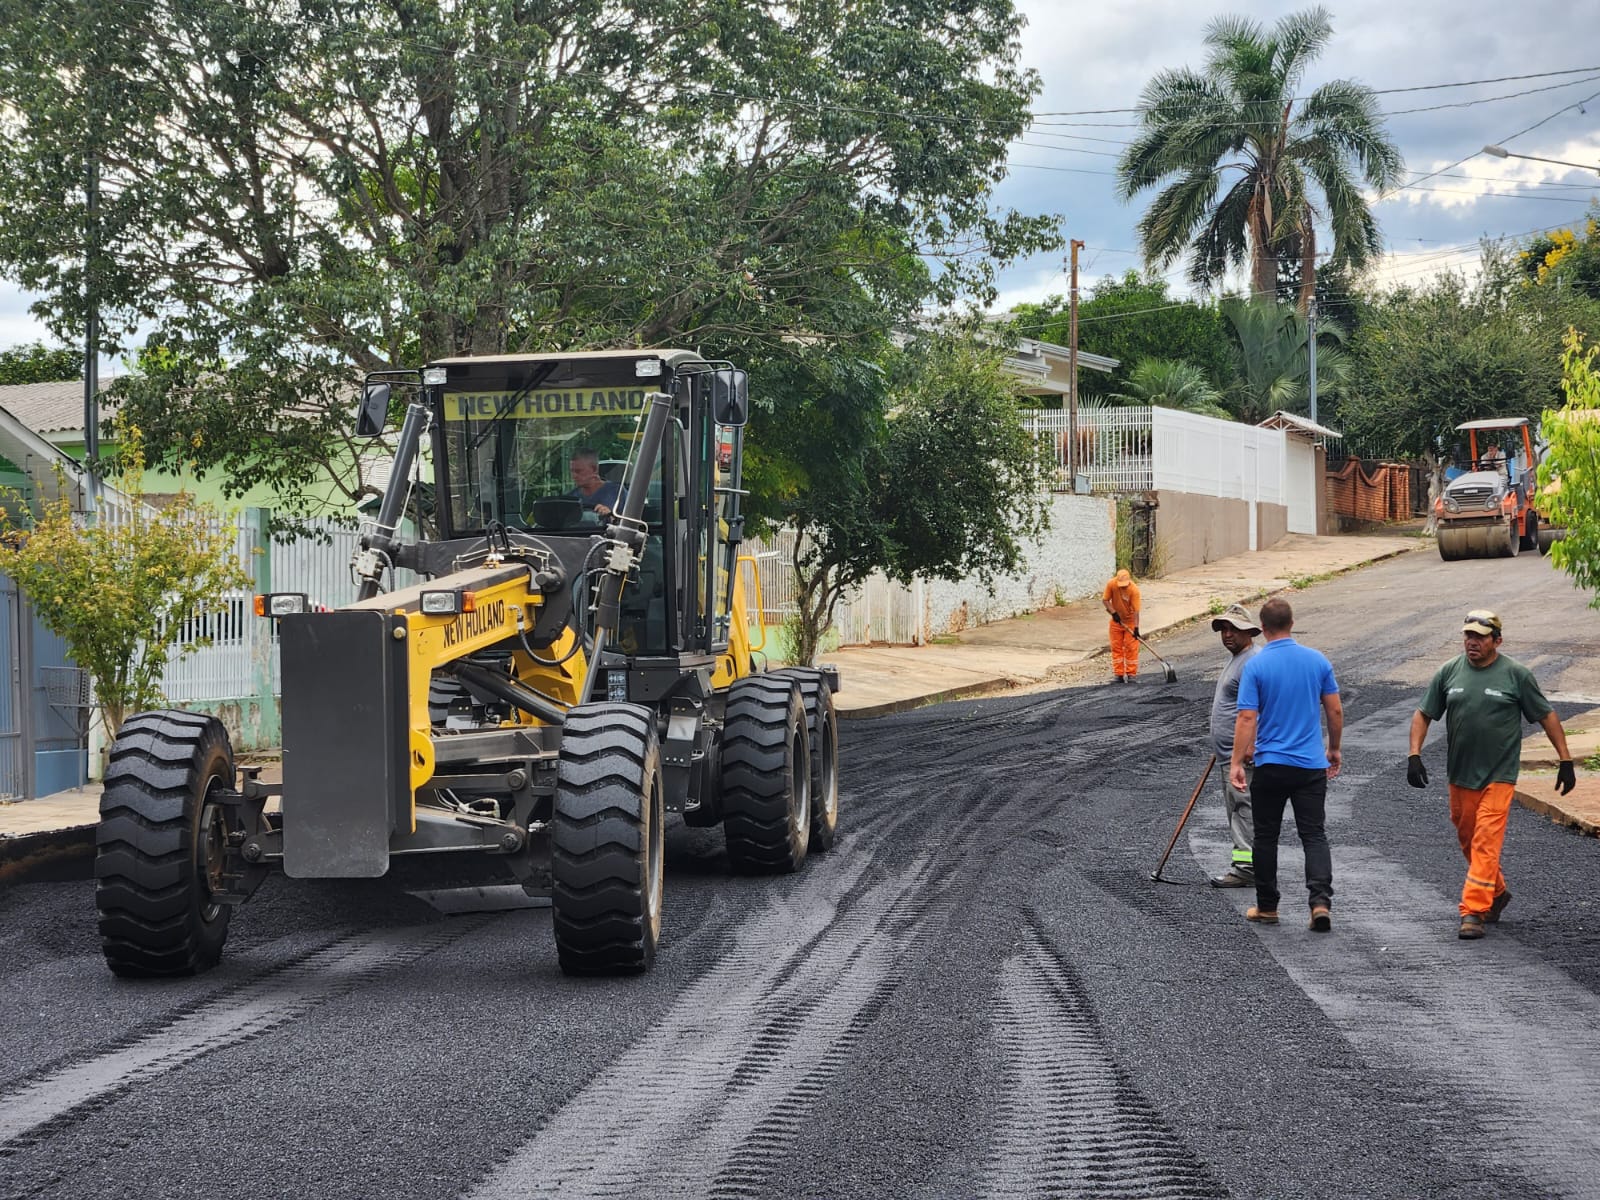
left=1028, top=65, right=1600, bottom=117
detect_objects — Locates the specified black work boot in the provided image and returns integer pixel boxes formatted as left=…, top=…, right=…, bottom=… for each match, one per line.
left=1210, top=867, right=1255, bottom=889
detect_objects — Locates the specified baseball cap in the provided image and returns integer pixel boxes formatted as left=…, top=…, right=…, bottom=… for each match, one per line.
left=1114, top=569, right=1132, bottom=587
left=1211, top=603, right=1261, bottom=634
left=1462, top=609, right=1502, bottom=636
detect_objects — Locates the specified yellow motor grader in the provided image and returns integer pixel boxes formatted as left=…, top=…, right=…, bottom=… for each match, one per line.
left=1434, top=417, right=1562, bottom=560
left=92, top=349, right=840, bottom=977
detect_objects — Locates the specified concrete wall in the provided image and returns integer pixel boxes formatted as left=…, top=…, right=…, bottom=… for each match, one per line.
left=1153, top=490, right=1287, bottom=573
left=1257, top=499, right=1288, bottom=549
left=922, top=494, right=1114, bottom=635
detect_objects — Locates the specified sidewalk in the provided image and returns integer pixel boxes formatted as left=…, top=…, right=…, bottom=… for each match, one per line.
left=1517, top=715, right=1600, bottom=837
left=6, top=529, right=1594, bottom=884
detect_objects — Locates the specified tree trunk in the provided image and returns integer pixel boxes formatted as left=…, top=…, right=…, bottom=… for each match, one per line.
left=1297, top=227, right=1317, bottom=316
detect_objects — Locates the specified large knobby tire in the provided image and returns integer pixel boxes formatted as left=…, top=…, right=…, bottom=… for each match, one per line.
left=551, top=703, right=665, bottom=975
left=773, top=668, right=840, bottom=853
left=95, top=709, right=237, bottom=978
left=720, top=677, right=811, bottom=874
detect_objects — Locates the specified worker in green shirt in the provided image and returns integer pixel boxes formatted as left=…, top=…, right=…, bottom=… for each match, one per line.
left=1407, top=609, right=1576, bottom=940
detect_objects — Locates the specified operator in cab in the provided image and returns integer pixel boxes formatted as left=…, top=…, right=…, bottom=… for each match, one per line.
left=567, top=448, right=626, bottom=518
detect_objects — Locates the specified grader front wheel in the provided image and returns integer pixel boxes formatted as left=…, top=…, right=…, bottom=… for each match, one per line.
left=95, top=710, right=237, bottom=978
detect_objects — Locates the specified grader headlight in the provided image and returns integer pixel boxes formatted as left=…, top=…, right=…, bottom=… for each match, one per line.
left=420, top=589, right=476, bottom=616
left=255, top=592, right=309, bottom=617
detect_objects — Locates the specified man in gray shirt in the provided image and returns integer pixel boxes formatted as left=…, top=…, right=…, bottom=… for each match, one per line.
left=1209, top=604, right=1261, bottom=887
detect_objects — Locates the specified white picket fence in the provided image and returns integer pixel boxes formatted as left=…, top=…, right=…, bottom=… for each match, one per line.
left=1024, top=405, right=1154, bottom=493
left=1024, top=405, right=1288, bottom=506
left=161, top=515, right=418, bottom=703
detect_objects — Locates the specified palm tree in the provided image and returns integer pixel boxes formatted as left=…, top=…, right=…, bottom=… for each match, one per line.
left=1110, top=358, right=1232, bottom=420
left=1222, top=297, right=1350, bottom=423
left=1117, top=7, right=1403, bottom=312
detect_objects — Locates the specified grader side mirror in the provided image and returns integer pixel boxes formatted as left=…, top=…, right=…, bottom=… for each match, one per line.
left=710, top=368, right=748, bottom=427
left=355, top=382, right=391, bottom=437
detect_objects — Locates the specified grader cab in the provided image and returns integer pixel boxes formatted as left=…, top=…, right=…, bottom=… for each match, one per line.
left=93, top=349, right=840, bottom=978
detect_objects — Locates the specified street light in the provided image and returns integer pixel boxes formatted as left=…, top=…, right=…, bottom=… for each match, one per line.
left=1482, top=144, right=1599, bottom=174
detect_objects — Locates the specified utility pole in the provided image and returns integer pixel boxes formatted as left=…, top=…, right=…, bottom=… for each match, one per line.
left=1067, top=238, right=1085, bottom=482
left=1306, top=293, right=1318, bottom=425
left=82, top=3, right=102, bottom=509
left=84, top=151, right=100, bottom=506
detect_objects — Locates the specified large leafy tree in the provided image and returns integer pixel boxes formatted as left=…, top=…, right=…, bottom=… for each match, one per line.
left=1516, top=211, right=1600, bottom=308
left=1013, top=271, right=1231, bottom=404
left=0, top=342, right=80, bottom=385
left=1539, top=331, right=1600, bottom=601
left=0, top=0, right=1056, bottom=515
left=1117, top=6, right=1403, bottom=311
left=745, top=333, right=1049, bottom=665
left=1342, top=272, right=1560, bottom=520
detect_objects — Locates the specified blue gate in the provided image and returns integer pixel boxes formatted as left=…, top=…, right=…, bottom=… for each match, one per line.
left=0, top=570, right=85, bottom=800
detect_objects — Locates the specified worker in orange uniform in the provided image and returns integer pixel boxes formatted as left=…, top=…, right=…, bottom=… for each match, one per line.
left=1101, top=568, right=1142, bottom=683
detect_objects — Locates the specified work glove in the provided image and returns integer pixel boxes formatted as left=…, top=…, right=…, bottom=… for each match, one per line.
left=1406, top=754, right=1428, bottom=788
left=1132, top=627, right=1140, bottom=639
left=1111, top=614, right=1123, bottom=626
left=1556, top=759, right=1577, bottom=795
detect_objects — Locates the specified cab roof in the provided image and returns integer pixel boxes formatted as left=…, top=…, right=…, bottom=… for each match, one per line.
left=426, top=348, right=705, bottom=369
left=1455, top=417, right=1531, bottom=431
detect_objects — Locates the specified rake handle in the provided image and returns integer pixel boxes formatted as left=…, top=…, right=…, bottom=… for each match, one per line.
left=1151, top=753, right=1216, bottom=881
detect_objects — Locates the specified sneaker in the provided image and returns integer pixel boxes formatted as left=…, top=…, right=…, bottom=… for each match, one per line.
left=1246, top=907, right=1279, bottom=924
left=1487, top=890, right=1513, bottom=924
left=1309, top=905, right=1332, bottom=933
left=1458, top=914, right=1486, bottom=940
left=1210, top=869, right=1255, bottom=889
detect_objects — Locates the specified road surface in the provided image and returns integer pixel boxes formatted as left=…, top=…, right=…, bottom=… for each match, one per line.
left=2, top=548, right=1597, bottom=1198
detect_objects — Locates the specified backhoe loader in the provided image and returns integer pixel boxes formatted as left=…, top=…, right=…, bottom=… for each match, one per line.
left=93, top=349, right=840, bottom=977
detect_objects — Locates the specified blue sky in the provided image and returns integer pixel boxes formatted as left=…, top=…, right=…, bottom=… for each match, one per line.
left=2, top=0, right=1598, bottom=357
left=992, top=0, right=1600, bottom=326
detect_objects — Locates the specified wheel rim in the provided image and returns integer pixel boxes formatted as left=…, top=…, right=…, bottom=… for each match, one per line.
left=645, top=770, right=664, bottom=936
left=197, top=773, right=228, bottom=924
left=791, top=721, right=811, bottom=839
left=820, top=723, right=839, bottom=825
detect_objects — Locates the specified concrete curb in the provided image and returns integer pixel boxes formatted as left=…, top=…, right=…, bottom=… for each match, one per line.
left=1514, top=786, right=1600, bottom=837
left=838, top=677, right=1023, bottom=720
left=0, top=825, right=96, bottom=886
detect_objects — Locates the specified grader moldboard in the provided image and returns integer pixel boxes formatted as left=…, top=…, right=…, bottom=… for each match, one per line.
left=1434, top=417, right=1562, bottom=561
left=93, top=349, right=840, bottom=977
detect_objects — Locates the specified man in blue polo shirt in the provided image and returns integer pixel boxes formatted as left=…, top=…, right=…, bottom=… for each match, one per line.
left=1228, top=596, right=1343, bottom=932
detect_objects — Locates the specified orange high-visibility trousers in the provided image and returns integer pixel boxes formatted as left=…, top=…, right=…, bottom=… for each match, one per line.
left=1109, top=621, right=1138, bottom=678
left=1448, top=781, right=1514, bottom=916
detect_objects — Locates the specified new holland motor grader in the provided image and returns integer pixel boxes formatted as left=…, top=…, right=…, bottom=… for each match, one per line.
left=93, top=349, right=840, bottom=977
left=1434, top=417, right=1563, bottom=560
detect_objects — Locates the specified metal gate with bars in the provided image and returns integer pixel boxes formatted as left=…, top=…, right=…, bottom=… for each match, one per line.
left=0, top=570, right=87, bottom=800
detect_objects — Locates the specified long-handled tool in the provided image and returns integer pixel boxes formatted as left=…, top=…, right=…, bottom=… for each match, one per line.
left=1133, top=629, right=1178, bottom=683
left=1150, top=753, right=1216, bottom=883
